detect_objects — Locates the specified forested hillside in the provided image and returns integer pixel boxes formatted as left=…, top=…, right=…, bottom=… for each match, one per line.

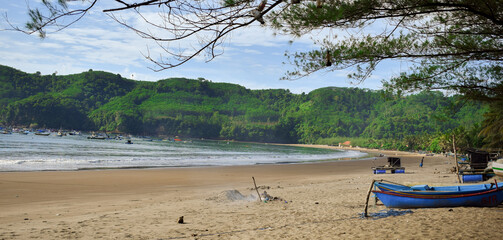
left=0, top=65, right=488, bottom=151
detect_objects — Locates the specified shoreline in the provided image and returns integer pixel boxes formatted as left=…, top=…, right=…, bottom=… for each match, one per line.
left=2, top=145, right=502, bottom=239
left=0, top=142, right=377, bottom=173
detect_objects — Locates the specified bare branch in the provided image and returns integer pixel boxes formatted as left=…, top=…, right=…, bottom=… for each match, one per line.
left=8, top=0, right=503, bottom=99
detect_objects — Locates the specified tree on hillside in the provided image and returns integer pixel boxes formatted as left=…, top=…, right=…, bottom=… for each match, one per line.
left=12, top=0, right=501, bottom=97
left=11, top=0, right=503, bottom=146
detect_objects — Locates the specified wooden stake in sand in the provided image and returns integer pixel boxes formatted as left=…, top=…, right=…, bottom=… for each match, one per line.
left=364, top=180, right=376, bottom=218
left=252, top=177, right=262, bottom=202
left=453, top=135, right=461, bottom=183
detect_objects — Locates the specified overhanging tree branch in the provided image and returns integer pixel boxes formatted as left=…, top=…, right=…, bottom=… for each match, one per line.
left=7, top=0, right=503, bottom=104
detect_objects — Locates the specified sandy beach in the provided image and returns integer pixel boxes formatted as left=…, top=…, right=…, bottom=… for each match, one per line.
left=1, top=146, right=502, bottom=239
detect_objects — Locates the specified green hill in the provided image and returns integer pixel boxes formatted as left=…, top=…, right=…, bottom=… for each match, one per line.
left=0, top=65, right=488, bottom=151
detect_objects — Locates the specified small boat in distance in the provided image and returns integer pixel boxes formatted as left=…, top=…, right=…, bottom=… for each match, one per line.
left=1, top=129, right=11, bottom=134
left=68, top=130, right=81, bottom=135
left=372, top=180, right=503, bottom=208
left=87, top=132, right=107, bottom=140
left=34, top=130, right=51, bottom=136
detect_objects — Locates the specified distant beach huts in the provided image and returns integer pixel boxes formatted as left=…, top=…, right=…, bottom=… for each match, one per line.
left=372, top=157, right=405, bottom=174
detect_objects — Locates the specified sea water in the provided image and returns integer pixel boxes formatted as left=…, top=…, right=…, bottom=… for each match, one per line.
left=0, top=133, right=367, bottom=171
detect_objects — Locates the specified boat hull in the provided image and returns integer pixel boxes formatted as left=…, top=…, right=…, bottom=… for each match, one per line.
left=493, top=162, right=503, bottom=176
left=373, top=188, right=503, bottom=208
left=374, top=181, right=502, bottom=195
left=34, top=132, right=50, bottom=136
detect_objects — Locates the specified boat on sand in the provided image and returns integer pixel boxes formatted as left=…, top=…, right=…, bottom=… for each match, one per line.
left=492, top=162, right=503, bottom=177
left=372, top=180, right=503, bottom=208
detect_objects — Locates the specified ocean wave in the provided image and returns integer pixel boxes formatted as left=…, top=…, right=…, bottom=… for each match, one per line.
left=0, top=134, right=368, bottom=171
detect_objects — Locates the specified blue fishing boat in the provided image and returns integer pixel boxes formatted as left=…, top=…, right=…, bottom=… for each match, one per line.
left=374, top=181, right=503, bottom=195
left=372, top=181, right=503, bottom=208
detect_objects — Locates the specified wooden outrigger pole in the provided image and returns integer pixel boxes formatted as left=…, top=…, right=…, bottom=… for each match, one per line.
left=363, top=180, right=376, bottom=217
left=453, top=135, right=461, bottom=183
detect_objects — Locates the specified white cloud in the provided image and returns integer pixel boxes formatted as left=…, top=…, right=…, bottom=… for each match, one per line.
left=38, top=42, right=66, bottom=49
left=241, top=49, right=263, bottom=55
left=0, top=1, right=394, bottom=94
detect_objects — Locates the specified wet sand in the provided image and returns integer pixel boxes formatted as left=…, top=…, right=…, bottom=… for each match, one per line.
left=1, top=146, right=502, bottom=239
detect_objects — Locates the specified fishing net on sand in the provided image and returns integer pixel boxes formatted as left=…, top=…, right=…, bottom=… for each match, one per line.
left=206, top=190, right=257, bottom=202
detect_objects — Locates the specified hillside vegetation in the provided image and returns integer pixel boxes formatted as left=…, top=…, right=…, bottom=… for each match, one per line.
left=0, top=65, right=488, bottom=152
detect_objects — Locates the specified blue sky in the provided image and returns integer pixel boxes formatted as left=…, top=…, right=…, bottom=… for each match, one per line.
left=0, top=1, right=400, bottom=94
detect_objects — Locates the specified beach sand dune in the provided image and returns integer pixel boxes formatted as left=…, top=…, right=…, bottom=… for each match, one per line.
left=1, top=147, right=502, bottom=239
